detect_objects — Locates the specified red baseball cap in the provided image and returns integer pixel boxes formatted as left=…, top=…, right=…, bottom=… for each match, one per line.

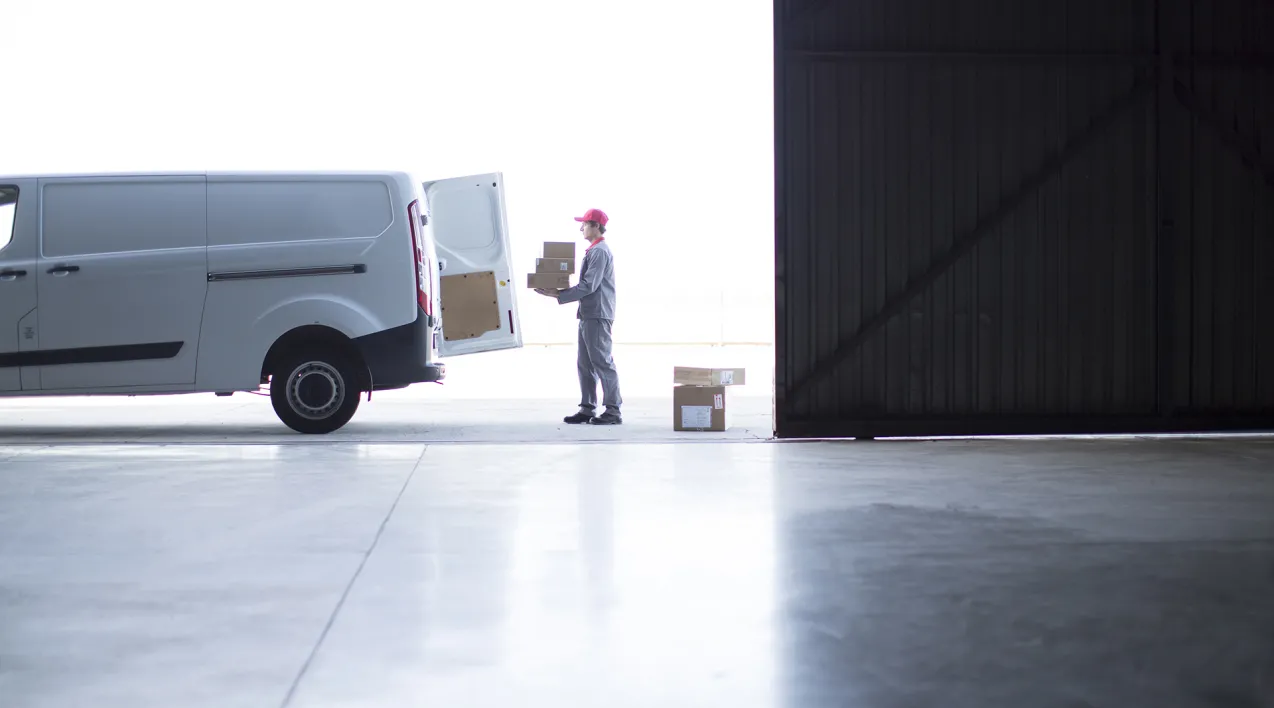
left=574, top=208, right=608, bottom=226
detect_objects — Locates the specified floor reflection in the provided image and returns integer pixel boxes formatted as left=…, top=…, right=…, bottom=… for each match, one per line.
left=306, top=443, right=782, bottom=706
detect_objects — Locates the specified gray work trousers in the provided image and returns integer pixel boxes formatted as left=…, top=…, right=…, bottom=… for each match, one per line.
left=577, top=318, right=622, bottom=414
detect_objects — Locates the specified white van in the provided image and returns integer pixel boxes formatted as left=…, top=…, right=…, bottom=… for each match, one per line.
left=0, top=171, right=522, bottom=433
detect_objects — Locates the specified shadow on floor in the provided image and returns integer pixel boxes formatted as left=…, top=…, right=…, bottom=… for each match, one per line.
left=774, top=501, right=1274, bottom=707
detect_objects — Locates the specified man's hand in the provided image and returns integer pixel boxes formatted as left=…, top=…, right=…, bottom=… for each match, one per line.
left=534, top=288, right=562, bottom=298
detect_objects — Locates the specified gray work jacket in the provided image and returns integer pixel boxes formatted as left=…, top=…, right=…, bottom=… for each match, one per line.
left=556, top=239, right=616, bottom=320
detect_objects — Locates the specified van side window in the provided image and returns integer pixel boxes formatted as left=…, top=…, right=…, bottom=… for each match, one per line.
left=0, top=186, right=17, bottom=252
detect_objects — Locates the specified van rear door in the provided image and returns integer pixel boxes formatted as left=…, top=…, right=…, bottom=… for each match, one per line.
left=423, top=172, right=522, bottom=357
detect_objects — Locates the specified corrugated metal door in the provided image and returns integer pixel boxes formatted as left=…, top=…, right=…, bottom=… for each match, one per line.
left=774, top=0, right=1274, bottom=437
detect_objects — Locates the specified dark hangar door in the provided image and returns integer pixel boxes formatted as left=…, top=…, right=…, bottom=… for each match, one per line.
left=773, top=0, right=1274, bottom=438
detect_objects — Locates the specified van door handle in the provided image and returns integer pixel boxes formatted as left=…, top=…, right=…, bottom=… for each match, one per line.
left=47, top=265, right=80, bottom=276
left=0, top=269, right=27, bottom=281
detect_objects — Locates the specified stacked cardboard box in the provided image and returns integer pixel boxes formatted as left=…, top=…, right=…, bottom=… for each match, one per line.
left=672, top=366, right=747, bottom=431
left=527, top=241, right=576, bottom=289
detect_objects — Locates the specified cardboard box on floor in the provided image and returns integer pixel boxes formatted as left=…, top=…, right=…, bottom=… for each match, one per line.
left=527, top=241, right=578, bottom=289
left=674, top=366, right=747, bottom=387
left=673, top=385, right=730, bottom=432
left=672, top=366, right=746, bottom=432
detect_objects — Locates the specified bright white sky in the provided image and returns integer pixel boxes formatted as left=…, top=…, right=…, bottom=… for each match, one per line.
left=2, top=0, right=774, bottom=345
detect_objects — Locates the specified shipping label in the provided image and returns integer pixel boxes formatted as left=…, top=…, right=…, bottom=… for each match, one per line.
left=681, top=405, right=713, bottom=429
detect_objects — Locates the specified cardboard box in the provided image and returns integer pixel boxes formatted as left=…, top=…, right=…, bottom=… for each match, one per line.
left=536, top=257, right=575, bottom=274
left=673, top=366, right=747, bottom=387
left=673, top=385, right=729, bottom=431
left=527, top=273, right=570, bottom=289
left=543, top=242, right=576, bottom=259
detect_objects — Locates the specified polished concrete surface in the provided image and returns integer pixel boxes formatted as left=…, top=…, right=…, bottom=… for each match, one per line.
left=0, top=394, right=773, bottom=444
left=2, top=410, right=1273, bottom=707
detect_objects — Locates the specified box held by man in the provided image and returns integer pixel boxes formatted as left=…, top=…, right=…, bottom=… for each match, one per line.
left=536, top=257, right=575, bottom=274
left=542, top=242, right=576, bottom=259
left=527, top=273, right=570, bottom=289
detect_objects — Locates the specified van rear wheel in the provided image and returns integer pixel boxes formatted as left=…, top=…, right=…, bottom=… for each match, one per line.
left=270, top=350, right=361, bottom=434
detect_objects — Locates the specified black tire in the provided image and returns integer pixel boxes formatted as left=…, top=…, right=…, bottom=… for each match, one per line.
left=269, top=348, right=362, bottom=434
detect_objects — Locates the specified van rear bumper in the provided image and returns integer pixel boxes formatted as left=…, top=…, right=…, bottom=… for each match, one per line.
left=352, top=309, right=446, bottom=389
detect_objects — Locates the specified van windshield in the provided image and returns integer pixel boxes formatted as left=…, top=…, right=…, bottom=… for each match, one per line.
left=0, top=187, right=17, bottom=252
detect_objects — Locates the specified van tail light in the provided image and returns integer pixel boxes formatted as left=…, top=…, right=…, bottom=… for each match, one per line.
left=407, top=199, right=433, bottom=316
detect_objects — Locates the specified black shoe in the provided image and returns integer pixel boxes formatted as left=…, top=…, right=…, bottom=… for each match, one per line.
left=564, top=411, right=593, bottom=424
left=589, top=412, right=623, bottom=425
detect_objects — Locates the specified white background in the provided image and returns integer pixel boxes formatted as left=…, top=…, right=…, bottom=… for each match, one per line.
left=0, top=0, right=775, bottom=347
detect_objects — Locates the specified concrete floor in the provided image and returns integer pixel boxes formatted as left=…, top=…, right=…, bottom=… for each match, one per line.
left=0, top=394, right=774, bottom=444
left=2, top=400, right=1273, bottom=707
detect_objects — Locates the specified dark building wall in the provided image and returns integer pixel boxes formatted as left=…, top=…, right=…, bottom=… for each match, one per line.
left=774, top=0, right=1274, bottom=437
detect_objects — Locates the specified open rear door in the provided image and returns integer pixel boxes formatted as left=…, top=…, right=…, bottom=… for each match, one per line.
left=424, top=172, right=523, bottom=357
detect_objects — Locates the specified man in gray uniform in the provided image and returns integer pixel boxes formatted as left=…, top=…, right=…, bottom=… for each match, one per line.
left=535, top=208, right=622, bottom=425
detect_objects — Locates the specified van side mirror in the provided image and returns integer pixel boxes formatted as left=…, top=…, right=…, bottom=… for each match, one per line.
left=438, top=258, right=447, bottom=272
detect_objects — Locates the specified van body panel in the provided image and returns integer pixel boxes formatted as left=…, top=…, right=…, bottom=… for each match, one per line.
left=0, top=179, right=38, bottom=391
left=14, top=384, right=198, bottom=397
left=195, top=173, right=417, bottom=391
left=197, top=294, right=390, bottom=391
left=17, top=310, right=40, bottom=390
left=35, top=176, right=209, bottom=391
left=352, top=305, right=445, bottom=390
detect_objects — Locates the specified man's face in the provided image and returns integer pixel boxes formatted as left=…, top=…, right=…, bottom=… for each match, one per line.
left=579, top=221, right=601, bottom=240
